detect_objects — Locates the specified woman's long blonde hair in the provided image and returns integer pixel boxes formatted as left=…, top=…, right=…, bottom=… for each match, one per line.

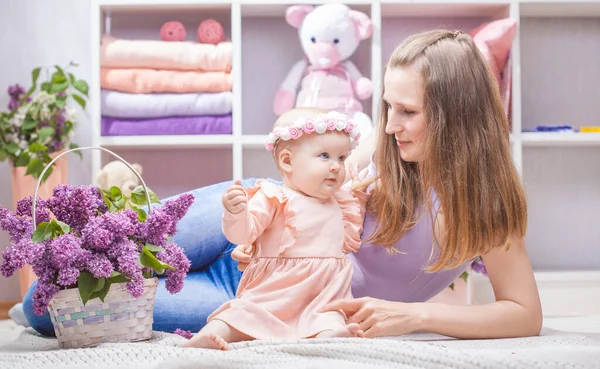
left=367, top=29, right=527, bottom=271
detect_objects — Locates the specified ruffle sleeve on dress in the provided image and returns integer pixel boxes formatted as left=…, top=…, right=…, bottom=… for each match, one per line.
left=332, top=187, right=369, bottom=253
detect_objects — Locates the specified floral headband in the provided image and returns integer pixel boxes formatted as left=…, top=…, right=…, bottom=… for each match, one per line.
left=265, top=111, right=361, bottom=152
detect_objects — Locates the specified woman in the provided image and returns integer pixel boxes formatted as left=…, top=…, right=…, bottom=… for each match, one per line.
left=23, top=29, right=542, bottom=339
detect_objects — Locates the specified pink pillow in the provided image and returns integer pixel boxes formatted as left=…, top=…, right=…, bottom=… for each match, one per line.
left=160, top=21, right=186, bottom=42
left=470, top=18, right=517, bottom=123
left=469, top=18, right=517, bottom=85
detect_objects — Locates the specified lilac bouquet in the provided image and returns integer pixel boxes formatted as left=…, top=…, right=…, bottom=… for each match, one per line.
left=0, top=62, right=88, bottom=182
left=449, top=257, right=487, bottom=290
left=0, top=184, right=194, bottom=316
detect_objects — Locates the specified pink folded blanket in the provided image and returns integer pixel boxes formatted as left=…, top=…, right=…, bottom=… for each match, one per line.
left=100, top=68, right=232, bottom=94
left=100, top=34, right=232, bottom=72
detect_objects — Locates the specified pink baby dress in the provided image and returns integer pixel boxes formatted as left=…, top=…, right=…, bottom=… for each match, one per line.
left=207, top=179, right=367, bottom=339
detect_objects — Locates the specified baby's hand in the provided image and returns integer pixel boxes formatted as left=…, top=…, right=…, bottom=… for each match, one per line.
left=349, top=163, right=368, bottom=193
left=222, top=180, right=247, bottom=214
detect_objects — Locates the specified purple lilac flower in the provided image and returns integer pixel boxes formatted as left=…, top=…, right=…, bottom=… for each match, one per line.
left=137, top=208, right=173, bottom=246
left=31, top=246, right=58, bottom=284
left=471, top=257, right=488, bottom=276
left=8, top=84, right=25, bottom=110
left=15, top=197, right=51, bottom=225
left=160, top=194, right=195, bottom=236
left=126, top=278, right=145, bottom=298
left=57, top=266, right=80, bottom=287
left=0, top=206, right=33, bottom=244
left=81, top=210, right=137, bottom=251
left=48, top=185, right=107, bottom=232
left=0, top=238, right=36, bottom=278
left=157, top=242, right=191, bottom=294
left=173, top=329, right=193, bottom=339
left=32, top=281, right=60, bottom=316
left=86, top=253, right=114, bottom=279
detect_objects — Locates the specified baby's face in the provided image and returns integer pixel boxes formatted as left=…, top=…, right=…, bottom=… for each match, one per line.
left=287, top=131, right=351, bottom=199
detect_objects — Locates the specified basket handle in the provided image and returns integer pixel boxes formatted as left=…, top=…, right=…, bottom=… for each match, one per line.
left=32, top=146, right=152, bottom=227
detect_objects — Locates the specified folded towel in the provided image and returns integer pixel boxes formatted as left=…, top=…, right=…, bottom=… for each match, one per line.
left=101, top=68, right=232, bottom=94
left=100, top=34, right=232, bottom=72
left=101, top=115, right=233, bottom=136
left=101, top=90, right=232, bottom=119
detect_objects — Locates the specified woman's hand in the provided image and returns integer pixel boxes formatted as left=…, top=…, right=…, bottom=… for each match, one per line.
left=231, top=244, right=253, bottom=271
left=321, top=297, right=425, bottom=338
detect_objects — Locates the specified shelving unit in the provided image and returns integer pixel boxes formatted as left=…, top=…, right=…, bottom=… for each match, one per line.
left=89, top=0, right=600, bottom=315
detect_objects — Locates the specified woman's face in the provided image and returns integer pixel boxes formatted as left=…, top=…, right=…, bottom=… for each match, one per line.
left=383, top=66, right=427, bottom=163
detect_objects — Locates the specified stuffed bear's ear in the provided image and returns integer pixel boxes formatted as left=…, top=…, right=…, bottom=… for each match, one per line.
left=132, top=163, right=143, bottom=176
left=285, top=5, right=314, bottom=29
left=349, top=10, right=373, bottom=40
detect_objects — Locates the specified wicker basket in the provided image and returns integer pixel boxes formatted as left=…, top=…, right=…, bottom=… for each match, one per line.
left=31, top=146, right=158, bottom=349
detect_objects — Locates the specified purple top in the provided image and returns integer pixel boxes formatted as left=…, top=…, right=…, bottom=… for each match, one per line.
left=347, top=158, right=471, bottom=302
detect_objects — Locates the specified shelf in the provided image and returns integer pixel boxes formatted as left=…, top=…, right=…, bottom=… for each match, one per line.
left=520, top=0, right=600, bottom=17
left=99, top=135, right=235, bottom=149
left=241, top=1, right=371, bottom=17
left=96, top=0, right=231, bottom=12
left=381, top=0, right=510, bottom=17
left=521, top=132, right=600, bottom=146
left=241, top=135, right=269, bottom=148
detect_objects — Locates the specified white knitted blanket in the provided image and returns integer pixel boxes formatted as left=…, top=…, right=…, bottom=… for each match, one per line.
left=1, top=328, right=599, bottom=369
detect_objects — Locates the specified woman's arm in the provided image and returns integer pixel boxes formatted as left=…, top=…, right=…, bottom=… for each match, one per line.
left=419, top=236, right=543, bottom=339
left=322, top=236, right=543, bottom=339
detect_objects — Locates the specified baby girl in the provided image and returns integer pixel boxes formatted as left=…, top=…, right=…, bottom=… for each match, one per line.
left=184, top=108, right=369, bottom=350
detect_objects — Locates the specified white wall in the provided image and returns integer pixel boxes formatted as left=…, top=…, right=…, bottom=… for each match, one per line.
left=0, top=0, right=92, bottom=301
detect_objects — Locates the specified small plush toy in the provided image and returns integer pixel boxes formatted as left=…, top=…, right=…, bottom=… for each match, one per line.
left=160, top=21, right=186, bottom=42
left=96, top=160, right=143, bottom=198
left=273, top=4, right=374, bottom=140
left=197, top=19, right=224, bottom=44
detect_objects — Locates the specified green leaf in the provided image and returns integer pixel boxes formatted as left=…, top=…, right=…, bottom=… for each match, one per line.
left=72, top=94, right=86, bottom=109
left=77, top=271, right=98, bottom=306
left=129, top=204, right=148, bottom=222
left=29, top=142, right=47, bottom=153
left=40, top=165, right=53, bottom=183
left=130, top=186, right=161, bottom=206
left=5, top=142, right=19, bottom=154
left=144, top=243, right=164, bottom=253
left=51, top=72, right=66, bottom=84
left=31, top=222, right=54, bottom=243
left=31, top=67, right=41, bottom=85
left=21, top=118, right=37, bottom=131
left=68, top=73, right=76, bottom=84
left=109, top=186, right=123, bottom=199
left=69, top=143, right=82, bottom=158
left=41, top=82, right=51, bottom=93
left=0, top=149, right=7, bottom=161
left=73, top=79, right=89, bottom=96
left=139, top=246, right=175, bottom=271
left=54, top=99, right=66, bottom=109
left=50, top=81, right=69, bottom=94
left=25, top=158, right=44, bottom=177
left=108, top=271, right=132, bottom=284
left=94, top=279, right=111, bottom=302
left=93, top=277, right=106, bottom=292
left=54, top=220, right=71, bottom=235
left=448, top=282, right=455, bottom=290
left=38, top=126, right=55, bottom=142
left=14, top=152, right=30, bottom=167
left=459, top=271, right=469, bottom=282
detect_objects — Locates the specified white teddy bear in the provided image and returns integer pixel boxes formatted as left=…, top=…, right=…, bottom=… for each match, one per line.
left=96, top=160, right=143, bottom=198
left=273, top=3, right=374, bottom=141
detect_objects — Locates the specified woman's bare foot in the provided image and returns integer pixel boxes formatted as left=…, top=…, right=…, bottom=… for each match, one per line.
left=183, top=333, right=229, bottom=350
left=316, top=323, right=361, bottom=338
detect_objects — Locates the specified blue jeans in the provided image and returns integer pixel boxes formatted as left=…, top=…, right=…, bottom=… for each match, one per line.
left=23, top=178, right=265, bottom=336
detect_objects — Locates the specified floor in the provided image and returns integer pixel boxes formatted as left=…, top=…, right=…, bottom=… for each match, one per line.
left=1, top=315, right=599, bottom=347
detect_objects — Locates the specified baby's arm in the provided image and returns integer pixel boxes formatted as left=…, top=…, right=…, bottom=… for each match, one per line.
left=222, top=187, right=276, bottom=246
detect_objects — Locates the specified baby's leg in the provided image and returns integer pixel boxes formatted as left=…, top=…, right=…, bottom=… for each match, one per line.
left=183, top=319, right=252, bottom=350
left=315, top=323, right=360, bottom=338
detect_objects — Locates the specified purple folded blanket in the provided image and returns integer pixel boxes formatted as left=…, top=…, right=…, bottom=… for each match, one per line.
left=101, top=115, right=232, bottom=136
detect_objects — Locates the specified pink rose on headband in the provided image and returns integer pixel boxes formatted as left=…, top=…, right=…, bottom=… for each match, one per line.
left=325, top=118, right=337, bottom=131
left=303, top=119, right=316, bottom=133
left=344, top=121, right=355, bottom=134
left=289, top=127, right=303, bottom=139
left=335, top=119, right=347, bottom=131
left=265, top=142, right=274, bottom=151
left=273, top=127, right=283, bottom=138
